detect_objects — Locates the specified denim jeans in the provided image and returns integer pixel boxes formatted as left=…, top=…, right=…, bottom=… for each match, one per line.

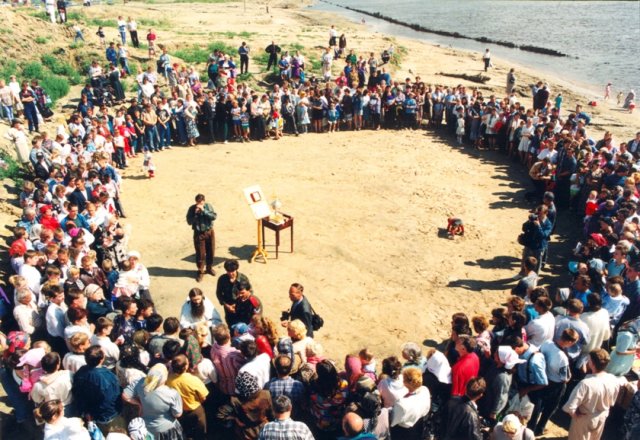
left=23, top=102, right=38, bottom=132
left=144, top=125, right=158, bottom=151
left=2, top=104, right=13, bottom=121
left=158, top=123, right=171, bottom=148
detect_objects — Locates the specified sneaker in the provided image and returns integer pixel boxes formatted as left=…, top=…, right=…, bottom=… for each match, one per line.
left=206, top=267, right=216, bottom=276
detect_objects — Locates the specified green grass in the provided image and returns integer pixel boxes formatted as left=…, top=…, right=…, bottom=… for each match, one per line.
left=237, top=72, right=253, bottom=82
left=138, top=18, right=171, bottom=29
left=41, top=55, right=82, bottom=85
left=40, top=75, right=70, bottom=104
left=22, top=62, right=45, bottom=79
left=173, top=45, right=210, bottom=64
left=253, top=51, right=270, bottom=67
left=69, top=41, right=85, bottom=50
left=0, top=60, right=20, bottom=82
left=87, top=17, right=118, bottom=27
left=35, top=36, right=49, bottom=44
left=207, top=41, right=236, bottom=56
left=0, top=152, right=25, bottom=187
left=213, top=31, right=256, bottom=39
left=173, top=41, right=236, bottom=64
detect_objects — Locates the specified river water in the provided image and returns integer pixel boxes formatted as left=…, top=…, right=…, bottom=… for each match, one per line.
left=312, top=0, right=640, bottom=97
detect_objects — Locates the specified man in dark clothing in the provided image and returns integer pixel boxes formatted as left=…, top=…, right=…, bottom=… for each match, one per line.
left=265, top=41, right=281, bottom=72
left=282, top=283, right=315, bottom=338
left=199, top=93, right=216, bottom=144
left=67, top=177, right=89, bottom=212
left=520, top=205, right=553, bottom=274
left=238, top=42, right=250, bottom=74
left=72, top=346, right=123, bottom=433
left=554, top=146, right=577, bottom=209
left=186, top=193, right=217, bottom=282
left=444, top=377, right=485, bottom=440
left=214, top=94, right=229, bottom=143
left=534, top=84, right=550, bottom=111
left=216, top=259, right=251, bottom=326
left=233, top=280, right=262, bottom=325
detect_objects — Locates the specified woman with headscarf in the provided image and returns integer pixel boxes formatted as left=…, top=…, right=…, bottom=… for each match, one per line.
left=123, top=363, right=184, bottom=439
left=226, top=371, right=273, bottom=439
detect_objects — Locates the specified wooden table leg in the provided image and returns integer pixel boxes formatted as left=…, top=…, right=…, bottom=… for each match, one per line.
left=291, top=220, right=294, bottom=253
left=275, top=229, right=280, bottom=259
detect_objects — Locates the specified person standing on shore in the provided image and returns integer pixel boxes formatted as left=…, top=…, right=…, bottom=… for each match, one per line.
left=507, top=68, right=516, bottom=94
left=238, top=42, right=250, bottom=75
left=186, top=193, right=217, bottom=282
left=265, top=41, right=280, bottom=72
left=127, top=17, right=139, bottom=48
left=604, top=82, right=612, bottom=100
left=482, top=49, right=491, bottom=72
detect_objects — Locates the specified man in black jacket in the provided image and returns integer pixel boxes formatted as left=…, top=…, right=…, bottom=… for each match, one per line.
left=281, top=283, right=314, bottom=337
left=444, top=376, right=485, bottom=440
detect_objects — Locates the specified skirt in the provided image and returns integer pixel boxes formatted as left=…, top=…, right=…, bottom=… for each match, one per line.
left=154, top=421, right=184, bottom=440
left=186, top=118, right=199, bottom=139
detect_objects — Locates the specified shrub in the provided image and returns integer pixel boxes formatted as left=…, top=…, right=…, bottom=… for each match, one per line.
left=0, top=152, right=25, bottom=187
left=253, top=51, right=270, bottom=67
left=237, top=72, right=253, bottom=82
left=173, top=46, right=209, bottom=64
left=207, top=41, right=237, bottom=57
left=0, top=60, right=19, bottom=81
left=40, top=75, right=70, bottom=104
left=22, top=62, right=45, bottom=80
left=35, top=36, right=49, bottom=44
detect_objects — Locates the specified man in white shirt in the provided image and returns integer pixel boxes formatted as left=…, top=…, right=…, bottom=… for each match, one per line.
left=237, top=340, right=270, bottom=389
left=45, top=284, right=68, bottom=354
left=526, top=297, right=555, bottom=346
left=19, top=250, right=43, bottom=299
left=562, top=349, right=622, bottom=439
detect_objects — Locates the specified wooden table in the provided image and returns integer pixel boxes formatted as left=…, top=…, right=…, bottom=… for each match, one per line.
left=261, top=213, right=294, bottom=259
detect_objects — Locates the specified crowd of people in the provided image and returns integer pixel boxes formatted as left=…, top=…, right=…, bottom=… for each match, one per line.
left=2, top=5, right=640, bottom=440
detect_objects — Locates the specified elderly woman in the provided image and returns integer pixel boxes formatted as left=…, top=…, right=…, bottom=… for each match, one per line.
left=491, top=414, right=535, bottom=440
left=401, top=342, right=427, bottom=372
left=123, top=363, right=184, bottom=439
left=389, top=367, right=431, bottom=440
left=13, top=288, right=43, bottom=337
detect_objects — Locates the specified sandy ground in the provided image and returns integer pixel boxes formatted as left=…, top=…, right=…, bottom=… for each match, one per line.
left=1, top=1, right=639, bottom=438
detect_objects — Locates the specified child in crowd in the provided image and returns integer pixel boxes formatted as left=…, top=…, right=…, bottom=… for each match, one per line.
left=90, top=317, right=120, bottom=369
left=143, top=151, right=155, bottom=178
left=327, top=103, right=338, bottom=132
left=602, top=281, right=629, bottom=327
left=96, top=27, right=105, bottom=47
left=62, top=332, right=90, bottom=373
left=456, top=113, right=465, bottom=144
left=240, top=110, right=250, bottom=142
left=358, top=348, right=377, bottom=381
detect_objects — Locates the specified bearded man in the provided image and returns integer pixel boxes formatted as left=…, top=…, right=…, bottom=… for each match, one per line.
left=179, top=287, right=223, bottom=333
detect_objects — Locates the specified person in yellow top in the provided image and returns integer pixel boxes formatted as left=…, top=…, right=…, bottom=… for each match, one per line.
left=167, top=354, right=209, bottom=439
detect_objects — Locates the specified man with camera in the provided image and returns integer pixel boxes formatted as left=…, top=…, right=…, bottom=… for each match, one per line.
left=517, top=205, right=552, bottom=278
left=280, top=283, right=315, bottom=338
left=186, top=193, right=217, bottom=282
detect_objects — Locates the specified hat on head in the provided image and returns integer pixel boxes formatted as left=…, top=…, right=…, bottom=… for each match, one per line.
left=17, top=347, right=46, bottom=368
left=589, top=233, right=608, bottom=247
left=231, top=323, right=249, bottom=335
left=588, top=258, right=605, bottom=274
left=498, top=346, right=526, bottom=370
left=235, top=371, right=260, bottom=399
left=127, top=250, right=141, bottom=259
left=39, top=205, right=52, bottom=215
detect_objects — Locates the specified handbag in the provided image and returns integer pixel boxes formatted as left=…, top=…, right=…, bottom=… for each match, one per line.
left=310, top=304, right=324, bottom=331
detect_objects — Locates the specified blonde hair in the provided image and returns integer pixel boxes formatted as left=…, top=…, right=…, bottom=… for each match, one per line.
left=402, top=367, right=423, bottom=390
left=69, top=332, right=89, bottom=351
left=306, top=341, right=324, bottom=357
left=287, top=319, right=307, bottom=341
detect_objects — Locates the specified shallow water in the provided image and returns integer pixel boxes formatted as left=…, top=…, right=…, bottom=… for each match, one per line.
left=312, top=0, right=640, bottom=97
